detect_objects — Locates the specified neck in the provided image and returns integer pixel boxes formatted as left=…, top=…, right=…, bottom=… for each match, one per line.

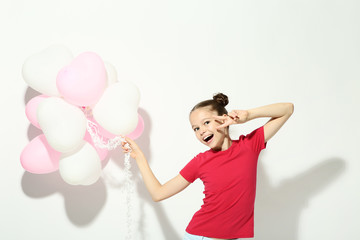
left=212, top=136, right=232, bottom=152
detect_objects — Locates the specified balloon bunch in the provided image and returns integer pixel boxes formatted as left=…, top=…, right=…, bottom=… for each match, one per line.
left=21, top=45, right=144, bottom=186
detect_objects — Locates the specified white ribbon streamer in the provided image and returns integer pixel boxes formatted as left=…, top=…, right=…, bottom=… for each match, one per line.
left=86, top=119, right=126, bottom=150
left=86, top=119, right=134, bottom=240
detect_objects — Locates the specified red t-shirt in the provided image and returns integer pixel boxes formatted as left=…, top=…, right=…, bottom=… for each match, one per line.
left=180, top=127, right=266, bottom=239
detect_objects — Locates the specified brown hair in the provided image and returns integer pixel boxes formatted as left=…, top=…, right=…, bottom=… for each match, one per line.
left=190, top=93, right=229, bottom=116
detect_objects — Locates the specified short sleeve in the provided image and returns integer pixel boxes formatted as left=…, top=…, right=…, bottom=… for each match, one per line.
left=243, top=126, right=267, bottom=153
left=180, top=155, right=200, bottom=183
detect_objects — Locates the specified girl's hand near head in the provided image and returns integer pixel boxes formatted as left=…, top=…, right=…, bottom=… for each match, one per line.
left=214, top=110, right=249, bottom=129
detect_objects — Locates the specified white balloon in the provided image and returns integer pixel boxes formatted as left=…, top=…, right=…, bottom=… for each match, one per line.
left=59, top=141, right=102, bottom=186
left=22, top=45, right=73, bottom=96
left=104, top=61, right=118, bottom=86
left=93, top=82, right=140, bottom=135
left=37, top=97, right=87, bottom=153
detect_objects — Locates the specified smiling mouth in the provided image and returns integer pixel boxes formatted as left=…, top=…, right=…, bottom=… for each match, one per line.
left=203, top=134, right=214, bottom=143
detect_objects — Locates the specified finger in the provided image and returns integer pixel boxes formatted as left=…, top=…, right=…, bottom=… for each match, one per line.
left=228, top=112, right=239, bottom=120
left=227, top=115, right=235, bottom=120
left=124, top=136, right=135, bottom=144
left=121, top=146, right=130, bottom=152
left=123, top=136, right=137, bottom=151
left=213, top=115, right=227, bottom=121
left=228, top=113, right=238, bottom=119
left=216, top=122, right=230, bottom=129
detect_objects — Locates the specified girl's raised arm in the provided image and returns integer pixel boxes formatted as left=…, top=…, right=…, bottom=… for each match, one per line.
left=122, top=137, right=190, bottom=202
left=247, top=103, right=294, bottom=142
left=215, top=102, right=294, bottom=142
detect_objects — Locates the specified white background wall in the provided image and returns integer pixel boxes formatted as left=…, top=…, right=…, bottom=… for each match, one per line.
left=1, top=0, right=359, bottom=239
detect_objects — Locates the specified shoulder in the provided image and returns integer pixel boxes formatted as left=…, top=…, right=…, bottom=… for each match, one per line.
left=198, top=146, right=216, bottom=156
left=236, top=126, right=266, bottom=152
left=193, top=149, right=212, bottom=161
left=237, top=126, right=264, bottom=140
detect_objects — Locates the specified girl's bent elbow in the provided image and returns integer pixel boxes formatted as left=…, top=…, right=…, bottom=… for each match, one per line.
left=287, top=103, right=294, bottom=115
left=152, top=196, right=163, bottom=202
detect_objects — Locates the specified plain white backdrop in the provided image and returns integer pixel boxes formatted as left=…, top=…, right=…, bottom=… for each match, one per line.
left=1, top=0, right=359, bottom=239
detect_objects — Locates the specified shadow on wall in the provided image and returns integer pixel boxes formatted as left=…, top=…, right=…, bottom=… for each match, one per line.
left=108, top=108, right=182, bottom=240
left=21, top=87, right=181, bottom=238
left=24, top=87, right=39, bottom=105
left=21, top=171, right=107, bottom=226
left=22, top=87, right=108, bottom=226
left=254, top=157, right=346, bottom=240
left=22, top=88, right=346, bottom=239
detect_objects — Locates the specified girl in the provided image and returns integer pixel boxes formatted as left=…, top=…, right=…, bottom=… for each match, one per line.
left=122, top=93, right=294, bottom=240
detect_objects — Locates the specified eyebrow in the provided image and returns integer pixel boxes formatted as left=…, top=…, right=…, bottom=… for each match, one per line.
left=191, top=117, right=211, bottom=128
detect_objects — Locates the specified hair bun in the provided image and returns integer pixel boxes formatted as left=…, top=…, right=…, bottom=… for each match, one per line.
left=213, top=93, right=229, bottom=107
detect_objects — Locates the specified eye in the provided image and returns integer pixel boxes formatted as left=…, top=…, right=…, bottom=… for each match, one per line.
left=193, top=127, right=199, bottom=132
left=204, top=121, right=210, bottom=125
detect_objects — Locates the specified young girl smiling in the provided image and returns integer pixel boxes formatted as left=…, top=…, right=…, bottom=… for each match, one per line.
left=122, top=93, right=294, bottom=240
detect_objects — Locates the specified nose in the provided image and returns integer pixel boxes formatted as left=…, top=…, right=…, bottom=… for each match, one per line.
left=199, top=126, right=206, bottom=136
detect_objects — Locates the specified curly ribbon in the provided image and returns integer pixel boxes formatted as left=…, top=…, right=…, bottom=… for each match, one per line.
left=86, top=119, right=134, bottom=240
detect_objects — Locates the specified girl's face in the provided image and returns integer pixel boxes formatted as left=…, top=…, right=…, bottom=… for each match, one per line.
left=189, top=107, right=230, bottom=151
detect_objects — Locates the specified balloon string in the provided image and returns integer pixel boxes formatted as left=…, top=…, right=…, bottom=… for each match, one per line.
left=86, top=119, right=134, bottom=239
left=124, top=153, right=134, bottom=240
left=86, top=120, right=126, bottom=150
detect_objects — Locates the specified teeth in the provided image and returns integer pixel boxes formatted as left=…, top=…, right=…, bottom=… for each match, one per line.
left=203, top=134, right=213, bottom=142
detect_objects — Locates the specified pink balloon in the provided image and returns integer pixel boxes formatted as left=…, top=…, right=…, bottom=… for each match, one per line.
left=84, top=131, right=108, bottom=161
left=56, top=52, right=107, bottom=106
left=25, top=95, right=48, bottom=128
left=127, top=114, right=144, bottom=140
left=20, top=134, right=61, bottom=174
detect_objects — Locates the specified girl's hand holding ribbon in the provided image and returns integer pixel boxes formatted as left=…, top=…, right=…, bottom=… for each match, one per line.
left=121, top=136, right=145, bottom=161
